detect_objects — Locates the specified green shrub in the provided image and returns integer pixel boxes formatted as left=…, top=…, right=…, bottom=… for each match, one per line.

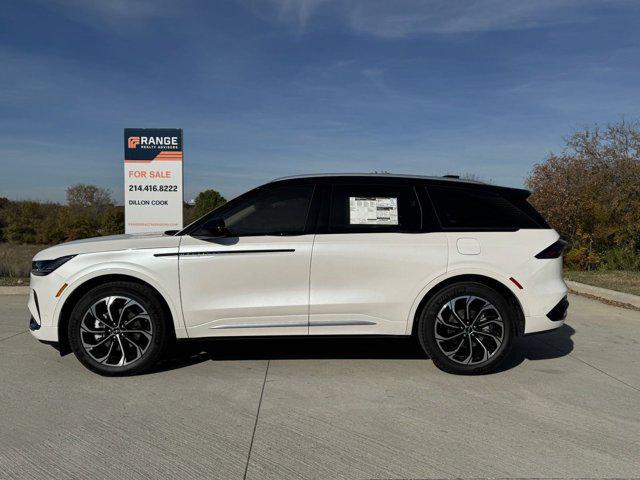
left=601, top=246, right=640, bottom=271
left=564, top=245, right=602, bottom=271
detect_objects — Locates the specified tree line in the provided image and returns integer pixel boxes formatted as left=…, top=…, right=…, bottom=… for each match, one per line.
left=1, top=120, right=639, bottom=271
left=527, top=120, right=640, bottom=270
left=0, top=187, right=226, bottom=245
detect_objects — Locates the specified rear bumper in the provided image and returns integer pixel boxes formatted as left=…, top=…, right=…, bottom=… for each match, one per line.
left=524, top=315, right=566, bottom=334
left=524, top=296, right=569, bottom=334
left=518, top=252, right=568, bottom=334
left=547, top=296, right=569, bottom=321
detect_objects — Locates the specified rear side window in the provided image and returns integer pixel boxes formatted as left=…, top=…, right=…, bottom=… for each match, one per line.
left=329, top=184, right=420, bottom=233
left=427, top=185, right=548, bottom=230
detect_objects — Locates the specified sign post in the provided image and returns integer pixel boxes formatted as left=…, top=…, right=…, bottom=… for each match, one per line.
left=124, top=128, right=183, bottom=234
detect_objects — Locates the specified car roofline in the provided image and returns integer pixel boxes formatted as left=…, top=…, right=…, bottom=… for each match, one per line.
left=270, top=173, right=484, bottom=184
left=268, top=173, right=531, bottom=195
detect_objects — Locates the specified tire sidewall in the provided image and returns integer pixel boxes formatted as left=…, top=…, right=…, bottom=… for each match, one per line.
left=68, top=282, right=167, bottom=376
left=418, top=282, right=514, bottom=374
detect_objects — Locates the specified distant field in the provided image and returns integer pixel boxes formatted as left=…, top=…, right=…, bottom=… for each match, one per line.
left=565, top=270, right=640, bottom=297
left=0, top=243, right=46, bottom=283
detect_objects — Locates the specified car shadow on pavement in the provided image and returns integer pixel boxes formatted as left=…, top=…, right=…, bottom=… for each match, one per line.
left=150, top=324, right=576, bottom=375
left=493, top=324, right=575, bottom=373
left=151, top=335, right=425, bottom=374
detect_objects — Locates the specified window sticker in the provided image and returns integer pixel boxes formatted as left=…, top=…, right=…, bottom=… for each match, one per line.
left=349, top=197, right=399, bottom=225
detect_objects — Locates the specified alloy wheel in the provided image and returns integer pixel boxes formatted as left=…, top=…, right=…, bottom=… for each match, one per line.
left=80, top=296, right=153, bottom=367
left=434, top=295, right=504, bottom=365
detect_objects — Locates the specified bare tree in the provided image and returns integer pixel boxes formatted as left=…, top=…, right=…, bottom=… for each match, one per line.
left=459, top=172, right=491, bottom=184
left=66, top=184, right=113, bottom=209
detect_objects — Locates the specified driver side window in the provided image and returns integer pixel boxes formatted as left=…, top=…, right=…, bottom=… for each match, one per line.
left=197, top=184, right=314, bottom=236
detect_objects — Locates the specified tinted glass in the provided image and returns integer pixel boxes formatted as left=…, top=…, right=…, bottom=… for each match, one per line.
left=197, top=184, right=314, bottom=236
left=427, top=185, right=546, bottom=230
left=329, top=184, right=420, bottom=233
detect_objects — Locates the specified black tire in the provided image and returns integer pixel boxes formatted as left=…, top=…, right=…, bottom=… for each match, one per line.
left=68, top=281, right=170, bottom=376
left=417, top=282, right=515, bottom=375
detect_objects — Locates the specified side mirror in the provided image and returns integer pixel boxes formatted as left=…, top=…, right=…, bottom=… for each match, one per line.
left=193, top=218, right=231, bottom=238
left=163, top=229, right=179, bottom=236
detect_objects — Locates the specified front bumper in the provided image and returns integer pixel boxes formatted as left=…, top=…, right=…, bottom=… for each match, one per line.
left=28, top=323, right=59, bottom=342
left=27, top=273, right=66, bottom=342
left=29, top=314, right=59, bottom=343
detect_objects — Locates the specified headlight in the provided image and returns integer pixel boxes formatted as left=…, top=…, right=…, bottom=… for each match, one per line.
left=31, top=255, right=76, bottom=276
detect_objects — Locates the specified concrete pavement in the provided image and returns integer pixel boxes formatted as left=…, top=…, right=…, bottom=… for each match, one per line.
left=1, top=293, right=639, bottom=479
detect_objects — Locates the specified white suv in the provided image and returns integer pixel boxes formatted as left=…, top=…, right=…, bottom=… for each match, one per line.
left=28, top=174, right=568, bottom=375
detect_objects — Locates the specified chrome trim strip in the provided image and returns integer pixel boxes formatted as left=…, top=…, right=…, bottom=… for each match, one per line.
left=309, top=320, right=377, bottom=327
left=209, top=319, right=376, bottom=329
left=155, top=249, right=295, bottom=258
left=210, top=322, right=308, bottom=330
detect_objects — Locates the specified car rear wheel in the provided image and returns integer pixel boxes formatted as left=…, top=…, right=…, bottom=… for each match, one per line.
left=417, top=282, right=515, bottom=375
left=68, top=281, right=170, bottom=376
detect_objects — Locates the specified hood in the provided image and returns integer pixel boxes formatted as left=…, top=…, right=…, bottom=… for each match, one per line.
left=33, top=233, right=181, bottom=260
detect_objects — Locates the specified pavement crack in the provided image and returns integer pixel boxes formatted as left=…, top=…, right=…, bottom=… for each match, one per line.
left=243, top=359, right=270, bottom=480
left=535, top=337, right=640, bottom=393
left=0, top=331, right=27, bottom=343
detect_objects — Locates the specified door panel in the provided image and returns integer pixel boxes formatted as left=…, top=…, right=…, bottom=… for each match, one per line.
left=309, top=232, right=448, bottom=335
left=179, top=234, right=314, bottom=337
left=179, top=181, right=317, bottom=338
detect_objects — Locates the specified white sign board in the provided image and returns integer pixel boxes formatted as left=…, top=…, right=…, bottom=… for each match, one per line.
left=124, top=128, right=183, bottom=234
left=349, top=196, right=399, bottom=225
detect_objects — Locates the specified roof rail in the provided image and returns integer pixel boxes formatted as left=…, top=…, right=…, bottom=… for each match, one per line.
left=269, top=172, right=492, bottom=186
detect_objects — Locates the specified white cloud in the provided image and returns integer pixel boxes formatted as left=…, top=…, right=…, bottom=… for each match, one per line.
left=268, top=0, right=332, bottom=30
left=252, top=0, right=626, bottom=37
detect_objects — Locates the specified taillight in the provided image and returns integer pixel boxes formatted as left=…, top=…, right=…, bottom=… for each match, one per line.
left=535, top=239, right=568, bottom=259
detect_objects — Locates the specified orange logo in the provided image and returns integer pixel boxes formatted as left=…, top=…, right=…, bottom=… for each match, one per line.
left=128, top=136, right=140, bottom=148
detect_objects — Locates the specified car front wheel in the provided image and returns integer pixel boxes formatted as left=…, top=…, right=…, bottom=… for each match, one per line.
left=68, top=281, right=170, bottom=376
left=417, top=282, right=515, bottom=375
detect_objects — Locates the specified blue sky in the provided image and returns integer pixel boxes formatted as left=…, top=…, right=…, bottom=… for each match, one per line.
left=1, top=0, right=640, bottom=203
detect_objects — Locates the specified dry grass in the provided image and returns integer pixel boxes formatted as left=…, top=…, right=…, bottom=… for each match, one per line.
left=565, top=270, right=640, bottom=297
left=0, top=243, right=47, bottom=280
left=0, top=277, right=29, bottom=286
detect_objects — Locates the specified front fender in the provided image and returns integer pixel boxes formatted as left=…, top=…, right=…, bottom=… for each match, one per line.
left=53, top=250, right=187, bottom=339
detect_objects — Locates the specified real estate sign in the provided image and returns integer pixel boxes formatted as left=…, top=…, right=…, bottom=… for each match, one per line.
left=124, top=128, right=183, bottom=234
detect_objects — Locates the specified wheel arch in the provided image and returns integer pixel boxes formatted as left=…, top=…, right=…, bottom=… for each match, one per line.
left=410, top=274, right=526, bottom=337
left=57, top=274, right=176, bottom=355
